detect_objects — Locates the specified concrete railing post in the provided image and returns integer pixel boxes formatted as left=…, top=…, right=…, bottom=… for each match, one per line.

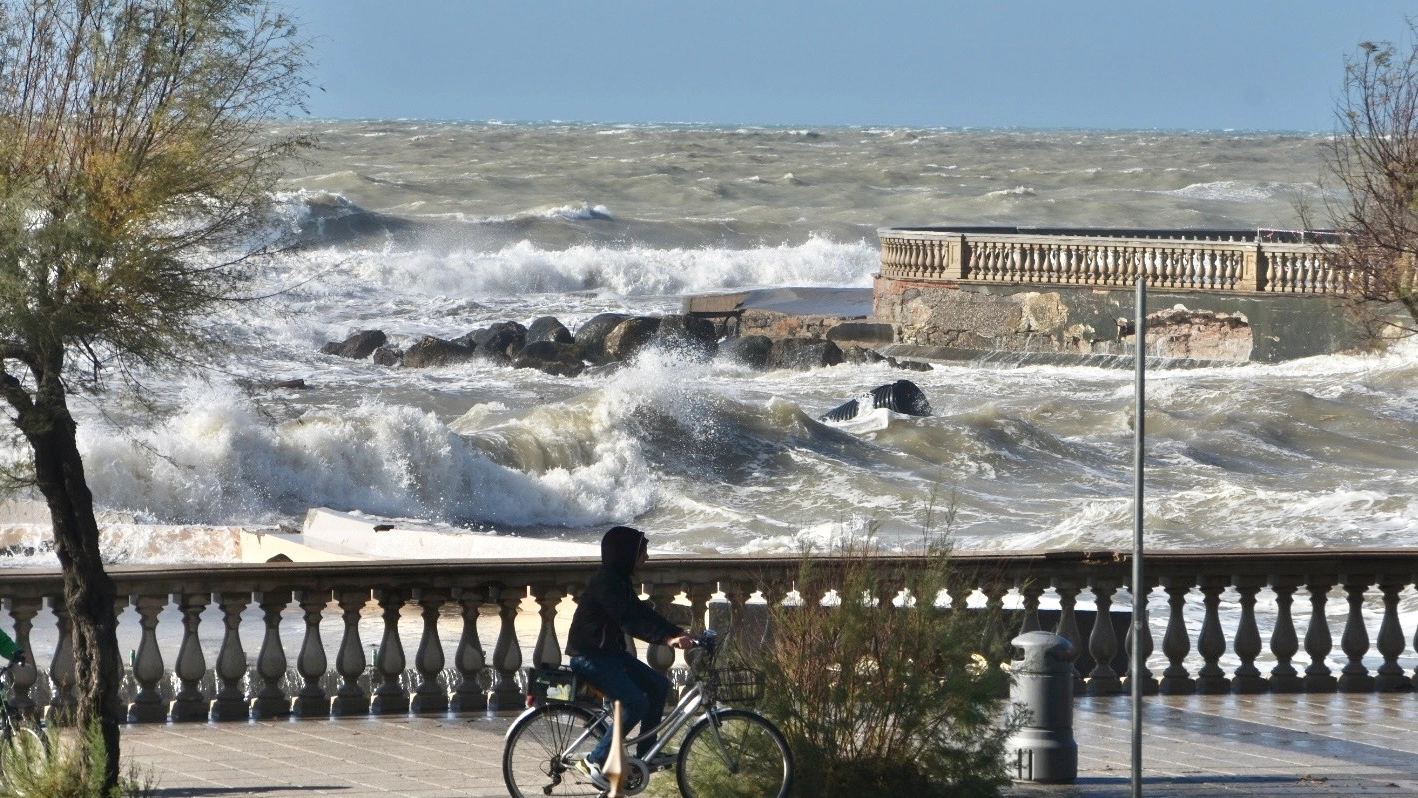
left=1008, top=631, right=1077, bottom=783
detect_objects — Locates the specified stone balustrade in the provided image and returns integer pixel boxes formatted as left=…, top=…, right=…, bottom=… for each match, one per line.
left=878, top=227, right=1357, bottom=295
left=2, top=548, right=1417, bottom=723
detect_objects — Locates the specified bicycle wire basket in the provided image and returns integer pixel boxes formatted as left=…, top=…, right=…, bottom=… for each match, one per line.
left=702, top=666, right=765, bottom=705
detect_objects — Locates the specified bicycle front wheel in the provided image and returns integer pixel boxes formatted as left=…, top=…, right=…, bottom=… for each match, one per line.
left=503, top=704, right=604, bottom=798
left=0, top=717, right=51, bottom=776
left=677, top=709, right=792, bottom=798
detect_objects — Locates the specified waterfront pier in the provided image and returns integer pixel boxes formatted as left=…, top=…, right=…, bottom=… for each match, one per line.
left=687, top=228, right=1383, bottom=366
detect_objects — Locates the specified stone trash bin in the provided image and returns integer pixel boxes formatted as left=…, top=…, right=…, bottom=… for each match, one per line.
left=1007, top=630, right=1078, bottom=783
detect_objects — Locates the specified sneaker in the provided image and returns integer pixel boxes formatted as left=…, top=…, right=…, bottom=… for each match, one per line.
left=574, top=755, right=610, bottom=790
left=645, top=751, right=677, bottom=771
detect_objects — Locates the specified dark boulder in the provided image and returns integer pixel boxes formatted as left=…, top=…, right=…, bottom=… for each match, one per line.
left=474, top=321, right=527, bottom=358
left=888, top=357, right=933, bottom=372
left=320, top=329, right=387, bottom=360
left=840, top=345, right=887, bottom=365
left=527, top=316, right=574, bottom=345
left=402, top=336, right=475, bottom=368
left=716, top=335, right=774, bottom=370
left=603, top=317, right=662, bottom=362
left=512, top=341, right=585, bottom=378
left=574, top=313, right=631, bottom=364
left=770, top=338, right=843, bottom=370
left=372, top=345, right=404, bottom=367
left=652, top=315, right=718, bottom=360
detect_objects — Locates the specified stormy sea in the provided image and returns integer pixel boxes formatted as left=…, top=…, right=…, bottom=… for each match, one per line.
left=6, top=122, right=1417, bottom=567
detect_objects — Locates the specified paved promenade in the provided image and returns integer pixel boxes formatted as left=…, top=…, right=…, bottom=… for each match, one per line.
left=122, top=693, right=1418, bottom=797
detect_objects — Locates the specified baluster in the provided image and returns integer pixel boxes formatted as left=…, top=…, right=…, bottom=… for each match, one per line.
left=1337, top=575, right=1375, bottom=692
left=487, top=585, right=524, bottom=712
left=210, top=592, right=250, bottom=721
left=126, top=595, right=166, bottom=722
left=1230, top=576, right=1267, bottom=693
left=1123, top=581, right=1158, bottom=695
left=292, top=590, right=330, bottom=717
left=533, top=586, right=565, bottom=668
left=169, top=592, right=210, bottom=722
left=1374, top=576, right=1411, bottom=692
left=1085, top=579, right=1122, bottom=695
left=411, top=589, right=450, bottom=714
left=687, top=583, right=714, bottom=635
left=1303, top=578, right=1338, bottom=692
left=5, top=596, right=40, bottom=714
left=1017, top=580, right=1044, bottom=634
left=645, top=584, right=679, bottom=695
left=1051, top=577, right=1085, bottom=693
left=450, top=586, right=488, bottom=713
left=46, top=597, right=75, bottom=723
left=330, top=588, right=370, bottom=716
left=250, top=591, right=291, bottom=719
left=708, top=585, right=734, bottom=633
left=1158, top=577, right=1195, bottom=694
left=370, top=588, right=410, bottom=714
left=1194, top=577, right=1229, bottom=694
left=1267, top=576, right=1304, bottom=693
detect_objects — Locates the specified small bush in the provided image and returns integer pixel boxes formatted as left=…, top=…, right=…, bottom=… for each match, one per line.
left=757, top=533, right=1020, bottom=798
left=0, top=723, right=155, bottom=798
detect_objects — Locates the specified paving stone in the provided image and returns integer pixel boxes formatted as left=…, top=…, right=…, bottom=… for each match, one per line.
left=117, top=695, right=1418, bottom=797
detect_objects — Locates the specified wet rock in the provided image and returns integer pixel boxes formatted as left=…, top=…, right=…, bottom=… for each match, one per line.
left=603, top=317, right=662, bottom=362
left=652, top=315, right=718, bottom=360
left=475, top=321, right=528, bottom=358
left=372, top=345, right=403, bottom=367
left=840, top=345, right=887, bottom=365
left=402, top=336, right=475, bottom=368
left=527, top=316, right=574, bottom=345
left=512, top=341, right=585, bottom=378
left=273, top=378, right=309, bottom=390
left=717, top=335, right=774, bottom=369
left=320, top=329, right=387, bottom=359
left=887, top=357, right=933, bottom=372
left=575, top=313, right=632, bottom=364
left=769, top=338, right=843, bottom=370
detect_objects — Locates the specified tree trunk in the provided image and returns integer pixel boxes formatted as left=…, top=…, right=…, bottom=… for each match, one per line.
left=25, top=392, right=122, bottom=790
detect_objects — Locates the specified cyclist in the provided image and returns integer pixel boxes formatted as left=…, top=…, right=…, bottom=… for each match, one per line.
left=0, top=627, right=24, bottom=667
left=567, top=525, right=694, bottom=790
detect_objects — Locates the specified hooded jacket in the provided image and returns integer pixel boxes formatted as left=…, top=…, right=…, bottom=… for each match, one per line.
left=566, top=526, right=684, bottom=657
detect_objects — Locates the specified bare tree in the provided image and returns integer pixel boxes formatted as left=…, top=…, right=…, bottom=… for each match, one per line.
left=0, top=0, right=309, bottom=787
left=1319, top=23, right=1418, bottom=339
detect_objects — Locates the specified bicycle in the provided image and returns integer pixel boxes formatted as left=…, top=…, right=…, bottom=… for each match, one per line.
left=0, top=658, right=50, bottom=775
left=502, top=630, right=793, bottom=798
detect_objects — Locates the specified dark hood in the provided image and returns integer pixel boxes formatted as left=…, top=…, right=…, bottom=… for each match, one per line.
left=600, top=525, right=646, bottom=573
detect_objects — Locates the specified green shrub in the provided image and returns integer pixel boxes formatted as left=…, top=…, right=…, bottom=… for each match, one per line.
left=0, top=723, right=155, bottom=798
left=757, top=533, right=1020, bottom=798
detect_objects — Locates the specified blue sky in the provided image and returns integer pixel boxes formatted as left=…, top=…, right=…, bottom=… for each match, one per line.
left=284, top=0, right=1417, bottom=131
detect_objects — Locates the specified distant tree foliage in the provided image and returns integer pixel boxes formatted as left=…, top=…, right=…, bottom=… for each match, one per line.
left=1321, top=23, right=1418, bottom=339
left=0, top=0, right=310, bottom=788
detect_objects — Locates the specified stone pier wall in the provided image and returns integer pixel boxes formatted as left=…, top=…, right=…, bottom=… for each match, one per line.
left=872, top=277, right=1359, bottom=363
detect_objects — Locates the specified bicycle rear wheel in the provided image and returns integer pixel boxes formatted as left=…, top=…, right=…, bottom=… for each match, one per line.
left=677, top=709, right=792, bottom=798
left=503, top=704, right=605, bottom=798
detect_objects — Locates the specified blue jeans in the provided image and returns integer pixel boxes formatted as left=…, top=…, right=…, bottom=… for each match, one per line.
left=570, top=652, right=670, bottom=764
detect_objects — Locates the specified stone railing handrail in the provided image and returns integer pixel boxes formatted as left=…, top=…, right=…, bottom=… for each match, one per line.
left=878, top=227, right=1357, bottom=295
left=4, top=547, right=1417, bottom=724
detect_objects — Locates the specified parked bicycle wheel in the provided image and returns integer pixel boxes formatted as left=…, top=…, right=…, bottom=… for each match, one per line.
left=677, top=709, right=792, bottom=798
left=503, top=704, right=604, bottom=798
